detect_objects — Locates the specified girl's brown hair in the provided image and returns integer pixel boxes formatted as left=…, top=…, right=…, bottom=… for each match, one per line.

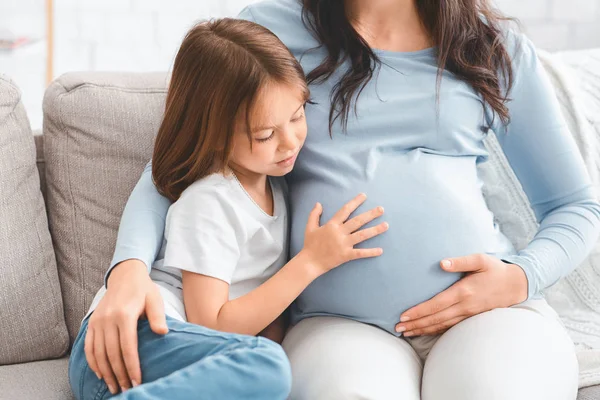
left=152, top=18, right=309, bottom=202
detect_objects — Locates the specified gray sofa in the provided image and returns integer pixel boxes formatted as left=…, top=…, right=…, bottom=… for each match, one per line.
left=1, top=51, right=600, bottom=399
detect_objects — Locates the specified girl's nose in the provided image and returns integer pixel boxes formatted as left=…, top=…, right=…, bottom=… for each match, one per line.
left=279, top=129, right=298, bottom=152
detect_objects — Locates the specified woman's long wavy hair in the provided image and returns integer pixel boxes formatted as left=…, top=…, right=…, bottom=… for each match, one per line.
left=302, top=0, right=516, bottom=133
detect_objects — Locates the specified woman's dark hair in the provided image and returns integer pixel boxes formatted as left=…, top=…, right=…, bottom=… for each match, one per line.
left=302, top=0, right=515, bottom=133
left=152, top=18, right=309, bottom=201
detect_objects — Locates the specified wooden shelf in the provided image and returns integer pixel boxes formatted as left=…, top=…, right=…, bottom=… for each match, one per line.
left=46, top=0, right=54, bottom=85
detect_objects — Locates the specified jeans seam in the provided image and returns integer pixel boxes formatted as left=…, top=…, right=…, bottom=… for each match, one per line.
left=77, top=324, right=90, bottom=400
left=93, top=383, right=109, bottom=400
left=74, top=320, right=109, bottom=400
left=77, top=361, right=109, bottom=400
left=160, top=319, right=253, bottom=343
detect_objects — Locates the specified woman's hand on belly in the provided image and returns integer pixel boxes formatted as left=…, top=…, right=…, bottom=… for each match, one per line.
left=395, top=254, right=528, bottom=337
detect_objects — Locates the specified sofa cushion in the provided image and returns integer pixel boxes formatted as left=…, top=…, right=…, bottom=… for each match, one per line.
left=0, top=357, right=74, bottom=400
left=579, top=385, right=600, bottom=400
left=0, top=359, right=596, bottom=400
left=0, top=74, right=69, bottom=364
left=43, top=72, right=168, bottom=341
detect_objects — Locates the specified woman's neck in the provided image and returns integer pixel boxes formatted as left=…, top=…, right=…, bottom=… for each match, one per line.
left=345, top=0, right=432, bottom=52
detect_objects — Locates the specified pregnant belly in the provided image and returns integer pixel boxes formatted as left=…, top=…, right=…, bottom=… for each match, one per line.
left=288, top=150, right=515, bottom=334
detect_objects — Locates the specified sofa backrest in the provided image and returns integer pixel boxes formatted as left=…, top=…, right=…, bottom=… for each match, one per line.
left=43, top=72, right=168, bottom=342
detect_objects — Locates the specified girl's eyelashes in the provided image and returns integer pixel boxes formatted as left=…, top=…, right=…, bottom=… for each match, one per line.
left=254, top=110, right=304, bottom=142
left=255, top=131, right=275, bottom=143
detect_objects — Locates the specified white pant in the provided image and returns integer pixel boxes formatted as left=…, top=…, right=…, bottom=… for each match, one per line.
left=282, top=299, right=578, bottom=400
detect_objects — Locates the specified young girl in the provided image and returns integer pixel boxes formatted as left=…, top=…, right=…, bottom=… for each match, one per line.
left=68, top=18, right=388, bottom=400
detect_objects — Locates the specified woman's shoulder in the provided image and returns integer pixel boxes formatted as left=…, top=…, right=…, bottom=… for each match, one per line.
left=238, top=0, right=320, bottom=56
left=500, top=27, right=539, bottom=74
left=239, top=0, right=303, bottom=25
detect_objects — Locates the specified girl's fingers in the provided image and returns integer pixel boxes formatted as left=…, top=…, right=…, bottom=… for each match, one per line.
left=306, top=202, right=323, bottom=232
left=105, top=324, right=131, bottom=392
left=351, top=247, right=384, bottom=260
left=94, top=328, right=119, bottom=395
left=343, top=206, right=384, bottom=234
left=330, top=193, right=367, bottom=224
left=349, top=222, right=389, bottom=245
left=84, top=326, right=101, bottom=380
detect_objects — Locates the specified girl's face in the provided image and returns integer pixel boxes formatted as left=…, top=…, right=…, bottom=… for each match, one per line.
left=230, top=82, right=308, bottom=178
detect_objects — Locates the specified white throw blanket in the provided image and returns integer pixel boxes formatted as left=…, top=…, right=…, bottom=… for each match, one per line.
left=479, top=49, right=600, bottom=388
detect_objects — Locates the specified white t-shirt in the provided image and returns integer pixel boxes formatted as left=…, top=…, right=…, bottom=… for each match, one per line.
left=85, top=173, right=288, bottom=322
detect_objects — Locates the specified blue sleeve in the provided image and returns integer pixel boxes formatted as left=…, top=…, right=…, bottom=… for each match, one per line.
left=104, top=161, right=172, bottom=286
left=238, top=5, right=257, bottom=22
left=491, top=34, right=600, bottom=299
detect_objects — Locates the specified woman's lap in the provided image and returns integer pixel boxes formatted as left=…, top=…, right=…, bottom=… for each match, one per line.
left=282, top=316, right=423, bottom=399
left=283, top=299, right=578, bottom=400
left=69, top=316, right=291, bottom=400
left=421, top=299, right=578, bottom=400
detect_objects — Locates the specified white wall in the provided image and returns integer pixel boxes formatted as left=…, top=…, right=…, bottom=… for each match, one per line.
left=2, top=0, right=600, bottom=129
left=498, top=0, right=600, bottom=51
left=51, top=0, right=600, bottom=76
left=51, top=0, right=262, bottom=77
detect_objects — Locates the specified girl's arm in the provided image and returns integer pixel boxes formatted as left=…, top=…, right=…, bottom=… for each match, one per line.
left=104, top=161, right=172, bottom=286
left=492, top=33, right=600, bottom=299
left=182, top=250, right=319, bottom=336
left=168, top=191, right=387, bottom=336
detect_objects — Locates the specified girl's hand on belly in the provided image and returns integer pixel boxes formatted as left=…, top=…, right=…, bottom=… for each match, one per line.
left=395, top=254, right=528, bottom=337
left=301, top=193, right=389, bottom=278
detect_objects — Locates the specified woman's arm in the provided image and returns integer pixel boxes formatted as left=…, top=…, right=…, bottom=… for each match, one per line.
left=492, top=34, right=600, bottom=299
left=395, top=33, right=600, bottom=337
left=104, top=161, right=172, bottom=286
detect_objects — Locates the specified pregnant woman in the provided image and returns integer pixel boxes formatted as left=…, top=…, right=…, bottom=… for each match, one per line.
left=85, top=0, right=600, bottom=399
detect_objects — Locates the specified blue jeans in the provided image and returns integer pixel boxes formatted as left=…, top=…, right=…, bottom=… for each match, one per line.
left=68, top=315, right=292, bottom=399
